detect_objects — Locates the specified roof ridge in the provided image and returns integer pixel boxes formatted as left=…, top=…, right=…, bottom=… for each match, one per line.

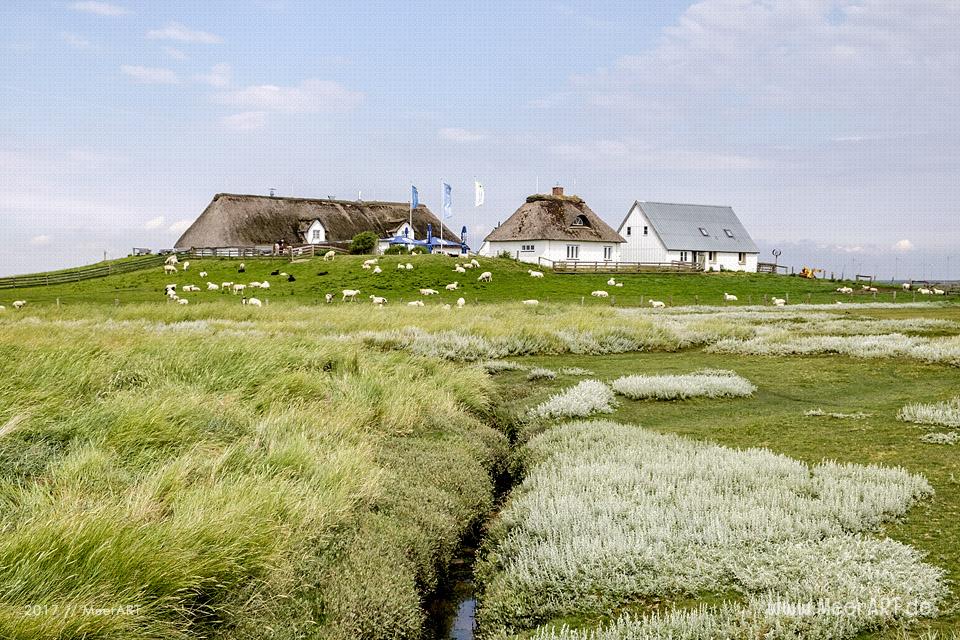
left=213, top=192, right=420, bottom=208
left=639, top=200, right=733, bottom=208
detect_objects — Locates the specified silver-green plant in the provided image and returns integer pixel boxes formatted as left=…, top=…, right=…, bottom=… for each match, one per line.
left=611, top=370, right=755, bottom=400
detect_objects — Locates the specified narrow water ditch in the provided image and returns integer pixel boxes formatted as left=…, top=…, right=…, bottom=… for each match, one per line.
left=422, top=537, right=479, bottom=639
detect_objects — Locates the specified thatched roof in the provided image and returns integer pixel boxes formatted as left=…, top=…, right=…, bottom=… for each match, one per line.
left=175, top=193, right=460, bottom=249
left=484, top=193, right=625, bottom=243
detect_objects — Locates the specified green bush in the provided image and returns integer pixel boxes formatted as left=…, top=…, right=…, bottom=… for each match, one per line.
left=349, top=231, right=379, bottom=255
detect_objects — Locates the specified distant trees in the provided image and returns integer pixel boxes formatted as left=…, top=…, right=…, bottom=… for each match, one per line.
left=349, top=231, right=379, bottom=255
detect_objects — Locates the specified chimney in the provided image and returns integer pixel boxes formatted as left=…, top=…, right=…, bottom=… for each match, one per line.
left=552, top=185, right=564, bottom=196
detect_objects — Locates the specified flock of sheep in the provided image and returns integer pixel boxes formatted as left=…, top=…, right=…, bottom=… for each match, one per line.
left=333, top=257, right=491, bottom=308
left=161, top=255, right=299, bottom=306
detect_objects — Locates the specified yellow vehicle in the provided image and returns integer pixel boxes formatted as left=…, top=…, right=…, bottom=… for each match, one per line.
left=799, top=267, right=824, bottom=279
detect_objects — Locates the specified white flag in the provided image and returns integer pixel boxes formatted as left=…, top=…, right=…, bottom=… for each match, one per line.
left=474, top=181, right=484, bottom=207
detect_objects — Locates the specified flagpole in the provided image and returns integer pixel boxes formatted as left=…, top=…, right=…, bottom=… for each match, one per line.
left=409, top=183, right=413, bottom=237
left=439, top=179, right=444, bottom=257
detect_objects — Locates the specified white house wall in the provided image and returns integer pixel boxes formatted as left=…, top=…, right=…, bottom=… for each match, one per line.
left=618, top=204, right=670, bottom=263
left=482, top=240, right=621, bottom=265
left=305, top=220, right=327, bottom=244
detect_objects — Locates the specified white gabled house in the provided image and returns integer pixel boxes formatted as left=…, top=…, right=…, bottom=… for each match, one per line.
left=478, top=187, right=625, bottom=265
left=618, top=201, right=759, bottom=272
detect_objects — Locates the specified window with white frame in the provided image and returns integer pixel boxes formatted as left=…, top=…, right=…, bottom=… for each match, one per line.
left=520, top=244, right=535, bottom=252
left=566, top=244, right=580, bottom=260
left=571, top=215, right=589, bottom=227
left=680, top=251, right=688, bottom=262
left=312, top=230, right=321, bottom=241
left=603, top=246, right=612, bottom=261
left=708, top=251, right=716, bottom=261
left=738, top=252, right=746, bottom=263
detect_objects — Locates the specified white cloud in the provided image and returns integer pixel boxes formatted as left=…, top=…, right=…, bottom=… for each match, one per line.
left=439, top=127, right=486, bottom=143
left=62, top=32, right=92, bottom=49
left=168, top=219, right=192, bottom=234
left=221, top=111, right=267, bottom=131
left=162, top=46, right=188, bottom=61
left=550, top=139, right=766, bottom=170
left=894, top=239, right=915, bottom=252
left=214, top=79, right=362, bottom=113
left=30, top=234, right=52, bottom=246
left=69, top=2, right=129, bottom=16
left=120, top=65, right=180, bottom=84
left=144, top=216, right=166, bottom=229
left=194, top=64, right=232, bottom=88
left=146, top=22, right=222, bottom=44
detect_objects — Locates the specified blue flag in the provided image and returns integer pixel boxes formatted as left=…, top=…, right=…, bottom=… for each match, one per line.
left=442, top=182, right=452, bottom=219
left=411, top=185, right=419, bottom=210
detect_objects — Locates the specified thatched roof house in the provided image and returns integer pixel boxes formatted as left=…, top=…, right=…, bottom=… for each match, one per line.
left=479, top=187, right=625, bottom=264
left=174, top=193, right=459, bottom=250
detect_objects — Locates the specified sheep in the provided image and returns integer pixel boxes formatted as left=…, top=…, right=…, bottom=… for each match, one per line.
left=163, top=264, right=177, bottom=275
left=323, top=250, right=336, bottom=261
left=248, top=282, right=263, bottom=289
left=470, top=258, right=480, bottom=268
left=363, top=258, right=378, bottom=267
left=462, top=262, right=474, bottom=269
left=182, top=285, right=200, bottom=292
left=445, top=282, right=459, bottom=291
left=164, top=255, right=179, bottom=266
left=397, top=263, right=405, bottom=270
left=723, top=293, right=738, bottom=302
left=373, top=266, right=382, bottom=274
left=164, top=283, right=177, bottom=292
left=919, top=287, right=932, bottom=295
left=456, top=297, right=465, bottom=308
left=407, top=300, right=425, bottom=307
left=902, top=282, right=912, bottom=290
left=369, top=295, right=387, bottom=306
left=325, top=293, right=334, bottom=303
left=867, top=287, right=878, bottom=293
left=12, top=300, right=27, bottom=310
left=232, top=284, right=246, bottom=295
left=615, top=282, right=623, bottom=287
left=455, top=265, right=467, bottom=274
left=342, top=289, right=360, bottom=302
left=419, top=288, right=439, bottom=296
left=362, top=263, right=372, bottom=270
left=590, top=290, right=609, bottom=298
left=836, top=287, right=853, bottom=294
left=238, top=263, right=246, bottom=273
left=0, top=305, right=5, bottom=311
left=180, top=261, right=189, bottom=271
left=772, top=297, right=786, bottom=306
left=442, top=304, right=452, bottom=310
left=287, top=274, right=296, bottom=282
left=649, top=300, right=665, bottom=308
left=279, top=272, right=288, bottom=277
left=242, top=297, right=262, bottom=307
left=528, top=270, right=544, bottom=278
left=177, top=298, right=189, bottom=305
left=478, top=271, right=492, bottom=282
left=199, top=271, right=207, bottom=278
left=221, top=282, right=234, bottom=290
left=607, top=277, right=618, bottom=286
left=405, top=263, right=413, bottom=270
left=271, top=270, right=281, bottom=276
left=522, top=299, right=539, bottom=305
left=207, top=282, right=219, bottom=291
left=933, top=288, right=946, bottom=295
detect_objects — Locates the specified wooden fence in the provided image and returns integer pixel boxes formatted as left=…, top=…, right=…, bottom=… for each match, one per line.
left=0, top=254, right=170, bottom=290
left=757, top=262, right=789, bottom=274
left=547, top=260, right=701, bottom=274
left=184, top=245, right=345, bottom=260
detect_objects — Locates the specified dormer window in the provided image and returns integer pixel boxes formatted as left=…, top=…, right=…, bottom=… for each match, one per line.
left=699, top=227, right=709, bottom=237
left=571, top=215, right=589, bottom=227
left=724, top=228, right=734, bottom=238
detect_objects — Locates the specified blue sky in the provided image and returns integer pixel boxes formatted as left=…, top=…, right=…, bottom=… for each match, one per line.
left=1, top=0, right=958, bottom=278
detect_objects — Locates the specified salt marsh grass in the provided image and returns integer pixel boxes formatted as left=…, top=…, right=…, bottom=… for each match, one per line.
left=557, top=367, right=593, bottom=376
left=611, top=370, right=756, bottom=400
left=899, top=397, right=960, bottom=428
left=804, top=408, right=872, bottom=419
left=526, top=367, right=558, bottom=381
left=920, top=432, right=960, bottom=445
left=528, top=381, right=617, bottom=420
left=478, top=420, right=943, bottom=638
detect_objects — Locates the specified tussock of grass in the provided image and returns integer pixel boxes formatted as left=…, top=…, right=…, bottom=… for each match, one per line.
left=610, top=370, right=756, bottom=400
left=804, top=408, right=872, bottom=419
left=526, top=367, right=557, bottom=381
left=528, top=381, right=617, bottom=421
left=920, top=432, right=960, bottom=445
left=899, top=397, right=960, bottom=428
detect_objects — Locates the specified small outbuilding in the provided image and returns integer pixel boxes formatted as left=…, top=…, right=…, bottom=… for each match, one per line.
left=478, top=187, right=625, bottom=265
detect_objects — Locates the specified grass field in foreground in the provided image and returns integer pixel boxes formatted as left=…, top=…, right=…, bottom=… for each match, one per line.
left=1, top=254, right=943, bottom=309
left=491, top=347, right=960, bottom=638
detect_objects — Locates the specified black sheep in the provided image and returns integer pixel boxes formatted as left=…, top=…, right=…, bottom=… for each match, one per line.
left=287, top=274, right=296, bottom=282
left=270, top=269, right=280, bottom=276
left=316, top=271, right=328, bottom=276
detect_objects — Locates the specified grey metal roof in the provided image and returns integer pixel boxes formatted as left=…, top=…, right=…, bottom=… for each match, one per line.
left=625, top=201, right=759, bottom=253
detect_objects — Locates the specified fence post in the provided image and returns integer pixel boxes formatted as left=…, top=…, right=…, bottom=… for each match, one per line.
left=580, top=296, right=584, bottom=306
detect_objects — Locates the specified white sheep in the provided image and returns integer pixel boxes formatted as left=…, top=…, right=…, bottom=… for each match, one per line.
left=607, top=277, right=618, bottom=286
left=238, top=262, right=246, bottom=273
left=362, top=263, right=372, bottom=270
left=397, top=263, right=405, bottom=270
left=772, top=297, right=786, bottom=306
left=445, top=282, right=459, bottom=291
left=0, top=305, right=5, bottom=311
left=649, top=300, right=665, bottom=308
left=528, top=270, right=544, bottom=278
left=182, top=261, right=190, bottom=271
left=248, top=282, right=263, bottom=288
left=373, top=266, right=382, bottom=274
left=522, top=299, right=539, bottom=305
left=260, top=281, right=270, bottom=289
left=933, top=288, right=946, bottom=295
left=177, top=298, right=189, bottom=305
left=442, top=303, right=452, bottom=310
left=615, top=282, right=623, bottom=287
left=12, top=300, right=27, bottom=310
left=232, top=284, right=246, bottom=295
left=221, top=281, right=234, bottom=290
left=902, top=282, right=912, bottom=290
left=470, top=258, right=480, bottom=268
left=324, top=293, right=334, bottom=303
left=342, top=289, right=360, bottom=302
left=456, top=297, right=465, bottom=308
left=369, top=295, right=387, bottom=306
left=407, top=300, right=425, bottom=307
left=455, top=265, right=467, bottom=274
left=243, top=297, right=262, bottom=307
left=163, top=264, right=177, bottom=275
left=363, top=258, right=378, bottom=267
left=207, top=283, right=219, bottom=291
left=164, top=255, right=179, bottom=266
left=462, top=262, right=474, bottom=269
left=199, top=271, right=207, bottom=278
left=324, top=250, right=336, bottom=261
left=867, top=287, right=878, bottom=293
left=861, top=284, right=871, bottom=290
left=405, top=263, right=413, bottom=270
left=419, top=288, right=439, bottom=296
left=723, top=293, right=738, bottom=302
left=919, top=288, right=932, bottom=295
left=478, top=271, right=492, bottom=282
left=183, top=285, right=200, bottom=292
left=590, top=290, right=609, bottom=298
